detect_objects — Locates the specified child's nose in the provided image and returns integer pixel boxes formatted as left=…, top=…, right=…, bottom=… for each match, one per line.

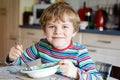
left=54, top=28, right=62, bottom=34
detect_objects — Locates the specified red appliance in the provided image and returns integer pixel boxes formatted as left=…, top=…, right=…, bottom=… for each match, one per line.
left=78, top=8, right=92, bottom=21
left=78, top=2, right=92, bottom=21
left=94, top=9, right=108, bottom=30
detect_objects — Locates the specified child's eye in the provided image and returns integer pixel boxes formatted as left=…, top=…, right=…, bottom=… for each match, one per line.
left=48, top=25, right=55, bottom=28
left=63, top=26, right=69, bottom=28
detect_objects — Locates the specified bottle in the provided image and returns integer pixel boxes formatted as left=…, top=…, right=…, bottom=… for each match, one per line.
left=23, top=12, right=32, bottom=25
left=85, top=12, right=94, bottom=29
left=118, top=14, right=120, bottom=30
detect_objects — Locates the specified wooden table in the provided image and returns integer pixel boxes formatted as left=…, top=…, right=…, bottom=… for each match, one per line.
left=0, top=66, right=74, bottom=80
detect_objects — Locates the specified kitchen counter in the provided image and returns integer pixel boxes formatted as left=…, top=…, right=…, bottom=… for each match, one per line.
left=19, top=25, right=120, bottom=35
left=79, top=29, right=120, bottom=35
left=20, top=24, right=41, bottom=29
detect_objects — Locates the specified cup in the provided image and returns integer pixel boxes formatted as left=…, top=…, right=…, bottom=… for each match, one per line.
left=79, top=21, right=88, bottom=30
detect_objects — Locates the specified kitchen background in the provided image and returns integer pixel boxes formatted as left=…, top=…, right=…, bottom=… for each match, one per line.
left=0, top=0, right=120, bottom=79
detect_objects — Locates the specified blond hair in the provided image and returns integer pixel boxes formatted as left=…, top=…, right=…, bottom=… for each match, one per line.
left=40, top=2, right=80, bottom=32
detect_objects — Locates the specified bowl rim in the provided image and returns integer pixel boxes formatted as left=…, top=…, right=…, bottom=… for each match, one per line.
left=20, top=65, right=59, bottom=73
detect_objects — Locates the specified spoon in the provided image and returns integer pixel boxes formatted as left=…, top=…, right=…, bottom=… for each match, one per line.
left=21, top=57, right=32, bottom=71
left=15, top=41, right=32, bottom=71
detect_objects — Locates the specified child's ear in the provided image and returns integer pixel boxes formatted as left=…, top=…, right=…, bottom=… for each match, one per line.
left=72, top=31, right=77, bottom=37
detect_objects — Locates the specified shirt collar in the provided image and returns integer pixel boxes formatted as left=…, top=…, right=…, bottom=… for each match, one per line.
left=50, top=40, right=72, bottom=51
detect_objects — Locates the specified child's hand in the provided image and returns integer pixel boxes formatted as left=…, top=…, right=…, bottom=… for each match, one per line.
left=9, top=45, right=23, bottom=61
left=58, top=59, right=78, bottom=79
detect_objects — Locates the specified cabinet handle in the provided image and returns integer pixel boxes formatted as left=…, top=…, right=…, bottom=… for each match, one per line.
left=10, top=37, right=17, bottom=40
left=0, top=8, right=6, bottom=15
left=27, top=32, right=35, bottom=35
left=0, top=12, right=6, bottom=15
left=88, top=49, right=96, bottom=52
left=97, top=40, right=111, bottom=44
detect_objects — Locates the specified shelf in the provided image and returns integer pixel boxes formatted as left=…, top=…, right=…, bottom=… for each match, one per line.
left=79, top=29, right=120, bottom=35
left=19, top=25, right=120, bottom=35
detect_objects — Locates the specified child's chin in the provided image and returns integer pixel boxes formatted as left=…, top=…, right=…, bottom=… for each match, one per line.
left=53, top=43, right=65, bottom=48
left=53, top=43, right=64, bottom=47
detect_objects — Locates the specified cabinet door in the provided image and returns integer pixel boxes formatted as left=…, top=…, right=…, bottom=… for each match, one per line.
left=20, top=28, right=45, bottom=49
left=21, top=37, right=39, bottom=49
left=0, top=0, right=7, bottom=61
left=20, top=28, right=45, bottom=39
left=82, top=33, right=120, bottom=49
left=7, top=0, right=19, bottom=36
left=0, top=0, right=19, bottom=61
left=86, top=46, right=107, bottom=62
left=73, top=33, right=82, bottom=44
left=86, top=46, right=120, bottom=67
left=6, top=0, right=20, bottom=53
left=7, top=36, right=19, bottom=50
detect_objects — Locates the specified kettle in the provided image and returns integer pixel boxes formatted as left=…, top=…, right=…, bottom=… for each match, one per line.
left=78, top=1, right=92, bottom=21
left=94, top=9, right=108, bottom=30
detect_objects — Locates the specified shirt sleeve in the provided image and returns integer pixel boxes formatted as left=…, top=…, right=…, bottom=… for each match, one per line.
left=6, top=44, right=39, bottom=66
left=76, top=48, right=103, bottom=80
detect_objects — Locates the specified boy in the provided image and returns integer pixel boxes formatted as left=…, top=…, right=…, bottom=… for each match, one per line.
left=6, top=2, right=103, bottom=80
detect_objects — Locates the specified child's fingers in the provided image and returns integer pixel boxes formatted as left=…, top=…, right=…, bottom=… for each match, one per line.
left=16, top=45, right=23, bottom=54
left=9, top=45, right=23, bottom=61
left=14, top=47, right=22, bottom=57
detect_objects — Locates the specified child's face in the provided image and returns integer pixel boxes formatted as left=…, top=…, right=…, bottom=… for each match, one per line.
left=44, top=16, right=77, bottom=49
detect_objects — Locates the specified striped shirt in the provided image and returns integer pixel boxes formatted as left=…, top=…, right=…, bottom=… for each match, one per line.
left=11, top=38, right=103, bottom=80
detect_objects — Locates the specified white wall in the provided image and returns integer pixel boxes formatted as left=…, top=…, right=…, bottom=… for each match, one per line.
left=66, top=0, right=118, bottom=11
left=65, top=0, right=80, bottom=11
left=19, top=0, right=39, bottom=25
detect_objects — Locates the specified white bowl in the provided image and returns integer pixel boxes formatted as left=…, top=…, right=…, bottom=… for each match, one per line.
left=20, top=63, right=59, bottom=78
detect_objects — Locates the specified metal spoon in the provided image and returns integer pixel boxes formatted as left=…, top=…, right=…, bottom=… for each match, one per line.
left=20, top=56, right=32, bottom=71
left=15, top=41, right=32, bottom=71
